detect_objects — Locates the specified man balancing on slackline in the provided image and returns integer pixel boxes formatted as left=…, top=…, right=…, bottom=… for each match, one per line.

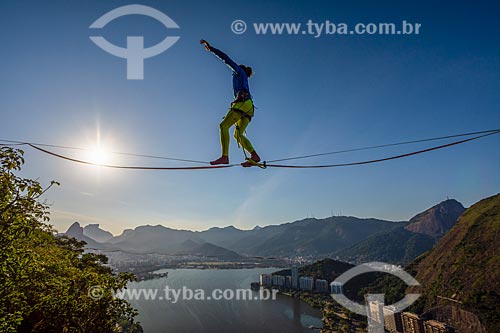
left=200, top=39, right=261, bottom=167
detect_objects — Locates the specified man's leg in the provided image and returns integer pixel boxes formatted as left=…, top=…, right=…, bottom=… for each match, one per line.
left=210, top=109, right=241, bottom=165
left=233, top=117, right=255, bottom=153
left=235, top=117, right=261, bottom=167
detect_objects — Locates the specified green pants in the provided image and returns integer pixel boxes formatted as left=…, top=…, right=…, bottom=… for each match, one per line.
left=219, top=99, right=255, bottom=156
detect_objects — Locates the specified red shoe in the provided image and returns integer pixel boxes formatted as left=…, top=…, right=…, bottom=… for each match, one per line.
left=210, top=156, right=229, bottom=165
left=241, top=152, right=261, bottom=167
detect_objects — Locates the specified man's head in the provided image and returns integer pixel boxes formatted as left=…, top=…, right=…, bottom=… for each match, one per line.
left=239, top=64, right=253, bottom=78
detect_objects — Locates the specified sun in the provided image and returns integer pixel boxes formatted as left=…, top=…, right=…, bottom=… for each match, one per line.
left=84, top=142, right=113, bottom=166
left=88, top=146, right=111, bottom=165
left=83, top=125, right=116, bottom=166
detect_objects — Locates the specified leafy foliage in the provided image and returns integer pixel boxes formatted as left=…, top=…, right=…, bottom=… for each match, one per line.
left=0, top=147, right=143, bottom=333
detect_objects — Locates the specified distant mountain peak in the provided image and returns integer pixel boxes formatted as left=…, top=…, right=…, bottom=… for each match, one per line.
left=66, top=222, right=83, bottom=238
left=405, top=199, right=465, bottom=237
left=83, top=224, right=113, bottom=243
left=175, top=240, right=242, bottom=258
left=135, top=224, right=169, bottom=231
left=207, top=225, right=240, bottom=232
left=64, top=222, right=103, bottom=248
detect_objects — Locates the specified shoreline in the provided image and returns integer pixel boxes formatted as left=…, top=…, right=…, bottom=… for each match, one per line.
left=265, top=287, right=367, bottom=332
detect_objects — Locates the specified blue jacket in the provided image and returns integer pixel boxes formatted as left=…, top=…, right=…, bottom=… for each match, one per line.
left=209, top=46, right=251, bottom=99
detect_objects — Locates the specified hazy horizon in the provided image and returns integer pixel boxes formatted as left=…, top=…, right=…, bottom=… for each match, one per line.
left=61, top=195, right=472, bottom=236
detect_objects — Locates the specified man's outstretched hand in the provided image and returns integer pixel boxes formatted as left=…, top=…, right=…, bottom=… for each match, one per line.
left=200, top=39, right=211, bottom=51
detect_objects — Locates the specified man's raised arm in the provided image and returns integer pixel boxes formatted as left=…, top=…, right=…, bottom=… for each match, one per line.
left=200, top=39, right=242, bottom=74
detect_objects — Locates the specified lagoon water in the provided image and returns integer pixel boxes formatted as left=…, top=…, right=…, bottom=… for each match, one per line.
left=125, top=268, right=323, bottom=333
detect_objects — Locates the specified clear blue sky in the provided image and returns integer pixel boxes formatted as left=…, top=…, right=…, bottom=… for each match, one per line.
left=1, top=0, right=499, bottom=235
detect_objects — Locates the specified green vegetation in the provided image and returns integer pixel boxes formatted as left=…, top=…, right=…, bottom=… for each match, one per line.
left=335, top=226, right=436, bottom=265
left=0, top=147, right=142, bottom=333
left=297, top=258, right=354, bottom=281
left=413, top=193, right=500, bottom=331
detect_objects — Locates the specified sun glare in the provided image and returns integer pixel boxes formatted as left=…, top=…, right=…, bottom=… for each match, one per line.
left=88, top=146, right=111, bottom=165
left=82, top=124, right=117, bottom=166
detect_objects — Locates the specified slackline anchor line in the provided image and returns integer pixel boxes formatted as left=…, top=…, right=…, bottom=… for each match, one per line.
left=265, top=129, right=500, bottom=169
left=1, top=128, right=499, bottom=170
left=27, top=144, right=237, bottom=170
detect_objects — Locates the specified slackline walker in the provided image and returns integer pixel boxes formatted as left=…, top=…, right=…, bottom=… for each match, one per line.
left=200, top=39, right=262, bottom=168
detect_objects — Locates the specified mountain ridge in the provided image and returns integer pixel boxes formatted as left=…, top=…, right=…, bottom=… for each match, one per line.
left=334, top=199, right=465, bottom=264
left=63, top=198, right=465, bottom=260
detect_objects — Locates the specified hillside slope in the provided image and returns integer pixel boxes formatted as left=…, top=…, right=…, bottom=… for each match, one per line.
left=413, top=194, right=500, bottom=331
left=335, top=225, right=436, bottom=265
